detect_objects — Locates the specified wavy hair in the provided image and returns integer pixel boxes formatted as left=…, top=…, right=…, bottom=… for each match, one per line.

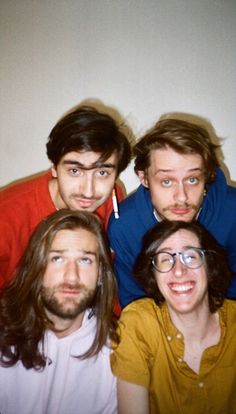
left=0, top=210, right=118, bottom=369
left=46, top=105, right=132, bottom=176
left=134, top=118, right=220, bottom=184
left=133, top=220, right=232, bottom=312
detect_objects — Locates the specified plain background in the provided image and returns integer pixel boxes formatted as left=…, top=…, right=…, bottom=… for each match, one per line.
left=1, top=0, right=236, bottom=194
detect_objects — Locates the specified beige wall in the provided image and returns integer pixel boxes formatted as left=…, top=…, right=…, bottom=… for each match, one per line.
left=1, top=0, right=236, bottom=194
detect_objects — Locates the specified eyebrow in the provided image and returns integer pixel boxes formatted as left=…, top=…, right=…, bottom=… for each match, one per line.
left=49, top=249, right=97, bottom=256
left=155, top=167, right=203, bottom=174
left=157, top=244, right=200, bottom=252
left=62, top=159, right=116, bottom=170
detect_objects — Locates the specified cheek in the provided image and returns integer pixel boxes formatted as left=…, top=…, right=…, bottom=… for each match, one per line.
left=190, top=186, right=205, bottom=201
left=97, top=180, right=114, bottom=196
left=155, top=275, right=164, bottom=291
left=151, top=188, right=170, bottom=208
left=80, top=268, right=98, bottom=284
left=43, top=266, right=62, bottom=286
left=56, top=177, right=71, bottom=194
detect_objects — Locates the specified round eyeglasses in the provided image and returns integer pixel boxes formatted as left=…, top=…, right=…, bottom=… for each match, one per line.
left=151, top=247, right=208, bottom=273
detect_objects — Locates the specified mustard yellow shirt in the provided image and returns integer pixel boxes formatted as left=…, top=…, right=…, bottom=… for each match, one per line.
left=111, top=298, right=236, bottom=414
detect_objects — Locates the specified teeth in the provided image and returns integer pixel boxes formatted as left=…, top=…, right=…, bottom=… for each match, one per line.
left=170, top=283, right=193, bottom=292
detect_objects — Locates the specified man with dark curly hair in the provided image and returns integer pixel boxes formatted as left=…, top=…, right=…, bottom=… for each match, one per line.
left=0, top=104, right=132, bottom=288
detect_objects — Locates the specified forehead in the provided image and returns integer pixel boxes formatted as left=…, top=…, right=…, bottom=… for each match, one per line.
left=148, top=147, right=204, bottom=172
left=50, top=228, right=99, bottom=252
left=59, top=150, right=118, bottom=168
left=157, top=229, right=200, bottom=251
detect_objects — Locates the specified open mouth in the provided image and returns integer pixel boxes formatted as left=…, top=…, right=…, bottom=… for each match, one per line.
left=168, top=281, right=195, bottom=294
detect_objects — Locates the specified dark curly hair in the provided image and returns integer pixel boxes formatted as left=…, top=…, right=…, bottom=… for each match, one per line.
left=46, top=105, right=132, bottom=176
left=133, top=220, right=232, bottom=312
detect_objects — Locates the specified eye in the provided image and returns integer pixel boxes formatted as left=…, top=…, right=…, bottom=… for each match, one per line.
left=184, top=254, right=194, bottom=264
left=161, top=179, right=172, bottom=187
left=50, top=255, right=63, bottom=263
left=79, top=257, right=93, bottom=265
left=183, top=249, right=199, bottom=264
left=158, top=253, right=173, bottom=264
left=69, top=168, right=82, bottom=176
left=187, top=176, right=199, bottom=185
left=97, top=169, right=109, bottom=177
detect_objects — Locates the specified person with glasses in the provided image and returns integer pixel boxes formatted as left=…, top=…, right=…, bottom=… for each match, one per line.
left=111, top=220, right=236, bottom=414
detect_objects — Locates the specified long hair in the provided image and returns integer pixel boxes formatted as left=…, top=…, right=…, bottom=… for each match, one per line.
left=46, top=105, right=132, bottom=176
left=134, top=220, right=232, bottom=312
left=0, top=210, right=118, bottom=370
left=134, top=118, right=220, bottom=184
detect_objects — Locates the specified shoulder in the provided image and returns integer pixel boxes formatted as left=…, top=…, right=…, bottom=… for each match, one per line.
left=0, top=171, right=51, bottom=206
left=226, top=184, right=236, bottom=205
left=111, top=299, right=162, bottom=385
left=119, top=298, right=161, bottom=331
left=223, top=299, right=236, bottom=319
left=220, top=299, right=236, bottom=342
left=200, top=169, right=236, bottom=232
left=206, top=168, right=236, bottom=204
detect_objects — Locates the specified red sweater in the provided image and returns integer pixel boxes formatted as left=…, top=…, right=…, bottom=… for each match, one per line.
left=0, top=170, right=124, bottom=288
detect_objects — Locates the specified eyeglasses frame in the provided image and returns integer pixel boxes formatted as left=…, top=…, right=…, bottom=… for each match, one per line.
left=151, top=247, right=215, bottom=273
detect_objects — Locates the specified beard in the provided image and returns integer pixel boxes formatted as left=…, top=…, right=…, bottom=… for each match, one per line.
left=41, top=283, right=96, bottom=320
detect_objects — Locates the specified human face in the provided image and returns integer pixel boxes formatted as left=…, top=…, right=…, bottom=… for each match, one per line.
left=138, top=147, right=205, bottom=221
left=41, top=228, right=99, bottom=334
left=154, top=229, right=209, bottom=317
left=51, top=151, right=118, bottom=212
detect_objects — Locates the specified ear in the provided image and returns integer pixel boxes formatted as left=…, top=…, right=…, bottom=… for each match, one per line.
left=51, top=164, right=58, bottom=178
left=137, top=170, right=149, bottom=188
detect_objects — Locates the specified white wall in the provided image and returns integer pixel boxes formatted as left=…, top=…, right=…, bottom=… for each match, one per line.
left=1, top=0, right=236, bottom=194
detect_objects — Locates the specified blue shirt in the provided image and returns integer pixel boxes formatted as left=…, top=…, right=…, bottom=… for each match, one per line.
left=108, top=169, right=236, bottom=307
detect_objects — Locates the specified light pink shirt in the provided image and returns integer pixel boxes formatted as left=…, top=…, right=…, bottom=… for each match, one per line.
left=0, top=310, right=117, bottom=414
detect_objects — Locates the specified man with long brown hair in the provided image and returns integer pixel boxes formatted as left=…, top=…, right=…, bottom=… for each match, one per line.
left=0, top=209, right=118, bottom=414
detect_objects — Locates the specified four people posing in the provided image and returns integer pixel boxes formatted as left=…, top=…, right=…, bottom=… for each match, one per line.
left=1, top=105, right=236, bottom=413
left=108, top=117, right=236, bottom=306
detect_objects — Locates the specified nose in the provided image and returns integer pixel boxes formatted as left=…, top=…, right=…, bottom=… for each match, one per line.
left=173, top=255, right=186, bottom=278
left=64, top=260, right=79, bottom=283
left=174, top=183, right=188, bottom=204
left=79, top=173, right=95, bottom=198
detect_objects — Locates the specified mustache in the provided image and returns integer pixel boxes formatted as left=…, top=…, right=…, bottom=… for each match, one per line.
left=41, top=283, right=85, bottom=294
left=57, top=283, right=84, bottom=291
left=71, top=194, right=100, bottom=201
left=163, top=203, right=198, bottom=212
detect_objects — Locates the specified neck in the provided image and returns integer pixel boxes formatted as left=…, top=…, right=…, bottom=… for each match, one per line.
left=168, top=302, right=217, bottom=343
left=46, top=310, right=85, bottom=338
left=168, top=304, right=220, bottom=374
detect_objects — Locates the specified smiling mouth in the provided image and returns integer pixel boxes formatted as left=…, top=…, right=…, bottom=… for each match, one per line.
left=168, top=282, right=195, bottom=294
